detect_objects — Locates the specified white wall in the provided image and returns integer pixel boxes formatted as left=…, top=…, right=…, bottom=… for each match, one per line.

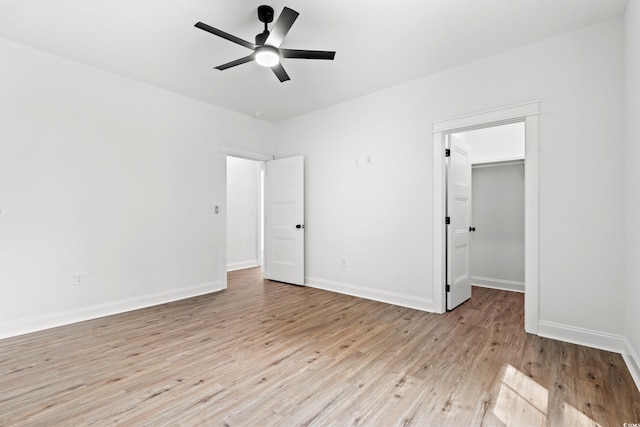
left=0, top=38, right=274, bottom=338
left=463, top=122, right=525, bottom=164
left=275, top=19, right=625, bottom=343
left=470, top=164, right=525, bottom=292
left=624, top=0, right=640, bottom=388
left=227, top=156, right=260, bottom=271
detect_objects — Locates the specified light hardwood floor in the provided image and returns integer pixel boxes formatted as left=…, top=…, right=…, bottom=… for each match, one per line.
left=1, top=267, right=639, bottom=426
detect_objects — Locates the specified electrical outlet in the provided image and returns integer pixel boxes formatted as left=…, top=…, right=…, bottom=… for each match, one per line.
left=366, top=154, right=372, bottom=165
left=74, top=272, right=84, bottom=286
left=341, top=257, right=347, bottom=267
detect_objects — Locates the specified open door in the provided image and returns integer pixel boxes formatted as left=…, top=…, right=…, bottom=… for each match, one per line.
left=265, top=156, right=305, bottom=285
left=447, top=134, right=472, bottom=309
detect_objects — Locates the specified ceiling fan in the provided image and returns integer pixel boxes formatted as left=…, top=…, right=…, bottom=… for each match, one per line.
left=195, top=5, right=336, bottom=82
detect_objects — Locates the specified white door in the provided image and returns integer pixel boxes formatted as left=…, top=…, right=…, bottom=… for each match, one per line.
left=265, top=156, right=305, bottom=285
left=447, top=134, right=472, bottom=309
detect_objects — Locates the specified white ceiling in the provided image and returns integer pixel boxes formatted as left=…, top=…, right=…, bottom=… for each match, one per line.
left=0, top=0, right=628, bottom=123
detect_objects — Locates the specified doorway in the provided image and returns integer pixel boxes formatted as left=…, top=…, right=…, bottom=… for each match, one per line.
left=446, top=122, right=525, bottom=310
left=226, top=156, right=264, bottom=272
left=221, top=147, right=306, bottom=289
left=220, top=145, right=273, bottom=290
left=432, top=101, right=540, bottom=334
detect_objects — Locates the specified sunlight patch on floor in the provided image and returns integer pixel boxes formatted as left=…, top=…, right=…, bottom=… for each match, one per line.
left=493, top=364, right=601, bottom=427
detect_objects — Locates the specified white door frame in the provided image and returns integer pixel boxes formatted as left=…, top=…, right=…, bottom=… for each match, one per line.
left=220, top=145, right=274, bottom=290
left=431, top=101, right=540, bottom=334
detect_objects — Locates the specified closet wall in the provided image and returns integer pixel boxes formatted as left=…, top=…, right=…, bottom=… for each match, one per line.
left=470, top=162, right=525, bottom=291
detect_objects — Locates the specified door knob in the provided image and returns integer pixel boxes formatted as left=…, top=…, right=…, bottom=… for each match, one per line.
left=296, top=224, right=304, bottom=229
left=469, top=226, right=476, bottom=232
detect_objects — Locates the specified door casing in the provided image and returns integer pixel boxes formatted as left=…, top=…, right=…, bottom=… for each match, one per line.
left=432, top=101, right=540, bottom=334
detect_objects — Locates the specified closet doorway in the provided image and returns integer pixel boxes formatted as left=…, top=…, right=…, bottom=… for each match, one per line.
left=432, top=101, right=540, bottom=334
left=457, top=123, right=525, bottom=299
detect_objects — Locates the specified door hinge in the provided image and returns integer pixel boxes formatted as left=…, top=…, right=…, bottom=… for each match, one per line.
left=446, top=284, right=451, bottom=292
left=445, top=148, right=451, bottom=157
left=445, top=216, right=450, bottom=225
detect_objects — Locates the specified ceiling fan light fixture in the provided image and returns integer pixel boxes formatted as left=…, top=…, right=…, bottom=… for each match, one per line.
left=195, top=6, right=335, bottom=82
left=255, top=45, right=280, bottom=67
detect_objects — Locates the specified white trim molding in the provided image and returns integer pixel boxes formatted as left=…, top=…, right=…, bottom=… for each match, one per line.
left=305, top=277, right=435, bottom=312
left=0, top=281, right=223, bottom=339
left=471, top=276, right=524, bottom=293
left=220, top=144, right=274, bottom=161
left=431, top=100, right=540, bottom=334
left=471, top=158, right=524, bottom=168
left=538, top=321, right=625, bottom=353
left=227, top=260, right=259, bottom=272
left=432, top=101, right=541, bottom=133
left=623, top=339, right=640, bottom=392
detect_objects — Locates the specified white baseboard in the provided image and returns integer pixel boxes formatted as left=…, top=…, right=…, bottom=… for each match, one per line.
left=623, top=338, right=640, bottom=393
left=538, top=320, right=625, bottom=353
left=305, top=276, right=435, bottom=312
left=227, top=260, right=259, bottom=272
left=0, top=281, right=223, bottom=340
left=471, top=276, right=524, bottom=293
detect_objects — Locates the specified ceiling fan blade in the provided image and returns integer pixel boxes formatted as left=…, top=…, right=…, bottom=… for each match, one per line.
left=265, top=7, right=299, bottom=47
left=195, top=22, right=256, bottom=50
left=215, top=54, right=256, bottom=70
left=272, top=63, right=291, bottom=82
left=281, top=49, right=336, bottom=60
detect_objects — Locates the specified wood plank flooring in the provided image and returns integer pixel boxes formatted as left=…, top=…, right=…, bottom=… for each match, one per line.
left=1, top=267, right=639, bottom=426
